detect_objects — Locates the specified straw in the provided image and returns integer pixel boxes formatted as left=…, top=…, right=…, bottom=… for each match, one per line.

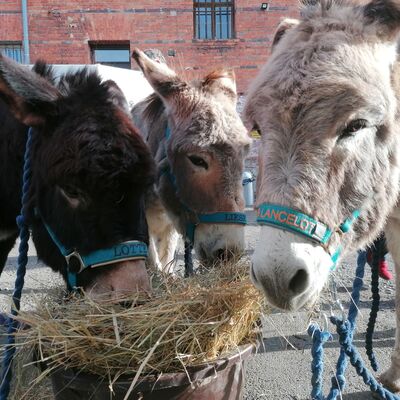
left=6, top=257, right=266, bottom=397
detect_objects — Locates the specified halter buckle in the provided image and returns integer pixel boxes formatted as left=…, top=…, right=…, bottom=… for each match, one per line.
left=65, top=251, right=85, bottom=274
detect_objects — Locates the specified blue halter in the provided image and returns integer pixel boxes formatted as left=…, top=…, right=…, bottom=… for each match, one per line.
left=40, top=217, right=148, bottom=290
left=256, top=203, right=360, bottom=269
left=162, top=126, right=247, bottom=246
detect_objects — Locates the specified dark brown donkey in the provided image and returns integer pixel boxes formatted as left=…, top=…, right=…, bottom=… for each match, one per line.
left=0, top=55, right=155, bottom=299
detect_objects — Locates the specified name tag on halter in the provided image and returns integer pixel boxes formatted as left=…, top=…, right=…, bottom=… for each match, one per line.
left=256, top=203, right=332, bottom=245
left=113, top=242, right=148, bottom=258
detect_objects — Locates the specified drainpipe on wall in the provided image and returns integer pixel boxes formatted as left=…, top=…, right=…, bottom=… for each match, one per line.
left=21, top=0, right=30, bottom=64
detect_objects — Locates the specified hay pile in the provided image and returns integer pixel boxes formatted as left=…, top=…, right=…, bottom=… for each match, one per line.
left=11, top=258, right=265, bottom=383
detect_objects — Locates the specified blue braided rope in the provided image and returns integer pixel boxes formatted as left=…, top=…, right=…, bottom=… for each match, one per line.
left=308, top=324, right=332, bottom=400
left=326, top=348, right=347, bottom=400
left=308, top=251, right=367, bottom=400
left=327, top=250, right=367, bottom=399
left=309, top=248, right=400, bottom=400
left=0, top=127, right=34, bottom=400
left=331, top=316, right=400, bottom=399
left=366, top=240, right=382, bottom=372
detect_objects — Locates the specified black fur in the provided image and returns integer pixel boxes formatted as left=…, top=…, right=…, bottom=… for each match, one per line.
left=364, top=0, right=400, bottom=29
left=0, top=58, right=155, bottom=289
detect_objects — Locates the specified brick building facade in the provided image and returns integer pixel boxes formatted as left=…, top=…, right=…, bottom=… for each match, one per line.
left=1, top=0, right=299, bottom=93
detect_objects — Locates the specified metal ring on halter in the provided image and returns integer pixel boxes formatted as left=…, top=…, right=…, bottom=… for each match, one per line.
left=65, top=251, right=86, bottom=274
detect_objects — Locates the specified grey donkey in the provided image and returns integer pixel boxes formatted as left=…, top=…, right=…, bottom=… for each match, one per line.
left=131, top=49, right=251, bottom=272
left=244, top=0, right=400, bottom=392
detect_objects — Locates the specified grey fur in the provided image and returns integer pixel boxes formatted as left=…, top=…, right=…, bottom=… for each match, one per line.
left=245, top=0, right=400, bottom=257
left=132, top=50, right=251, bottom=265
left=245, top=0, right=400, bottom=389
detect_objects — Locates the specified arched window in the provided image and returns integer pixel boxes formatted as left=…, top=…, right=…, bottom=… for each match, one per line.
left=194, top=0, right=235, bottom=40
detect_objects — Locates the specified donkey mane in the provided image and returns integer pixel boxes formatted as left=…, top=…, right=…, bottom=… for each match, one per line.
left=297, top=0, right=365, bottom=26
left=300, top=0, right=352, bottom=12
left=200, top=70, right=233, bottom=88
left=58, top=68, right=112, bottom=104
left=141, top=92, right=165, bottom=124
left=299, top=0, right=400, bottom=27
left=32, top=60, right=56, bottom=84
left=30, top=61, right=113, bottom=103
left=23, top=61, right=155, bottom=192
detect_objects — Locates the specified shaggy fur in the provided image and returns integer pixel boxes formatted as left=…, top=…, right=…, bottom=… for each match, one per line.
left=0, top=55, right=155, bottom=293
left=131, top=49, right=251, bottom=270
left=244, top=0, right=400, bottom=391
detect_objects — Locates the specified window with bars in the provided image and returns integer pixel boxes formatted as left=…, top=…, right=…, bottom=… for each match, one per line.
left=194, top=1, right=234, bottom=40
left=0, top=42, right=23, bottom=63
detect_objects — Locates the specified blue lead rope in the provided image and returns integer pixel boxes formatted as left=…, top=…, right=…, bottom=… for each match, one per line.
left=0, top=128, right=34, bottom=400
left=309, top=250, right=400, bottom=400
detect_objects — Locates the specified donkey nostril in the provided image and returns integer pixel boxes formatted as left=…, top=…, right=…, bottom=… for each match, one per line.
left=215, top=248, right=234, bottom=262
left=288, top=269, right=309, bottom=295
left=216, top=249, right=227, bottom=261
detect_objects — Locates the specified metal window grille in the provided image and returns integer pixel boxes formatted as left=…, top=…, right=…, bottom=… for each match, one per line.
left=194, top=0, right=234, bottom=40
left=0, top=43, right=23, bottom=63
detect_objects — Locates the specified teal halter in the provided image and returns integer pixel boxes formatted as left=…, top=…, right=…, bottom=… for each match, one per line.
left=256, top=203, right=360, bottom=269
left=41, top=217, right=148, bottom=290
left=162, top=126, right=247, bottom=246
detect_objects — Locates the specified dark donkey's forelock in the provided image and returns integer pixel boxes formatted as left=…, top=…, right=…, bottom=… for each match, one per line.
left=0, top=56, right=155, bottom=293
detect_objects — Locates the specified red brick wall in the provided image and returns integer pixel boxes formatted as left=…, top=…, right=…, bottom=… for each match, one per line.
left=0, top=0, right=299, bottom=93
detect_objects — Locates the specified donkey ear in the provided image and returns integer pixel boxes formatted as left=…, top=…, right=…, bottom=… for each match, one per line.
left=272, top=18, right=300, bottom=51
left=103, top=79, right=130, bottom=115
left=0, top=55, right=60, bottom=126
left=132, top=48, right=188, bottom=105
left=363, top=0, right=400, bottom=39
left=201, top=69, right=237, bottom=104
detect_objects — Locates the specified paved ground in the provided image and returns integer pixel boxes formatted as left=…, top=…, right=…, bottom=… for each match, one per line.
left=0, top=211, right=397, bottom=399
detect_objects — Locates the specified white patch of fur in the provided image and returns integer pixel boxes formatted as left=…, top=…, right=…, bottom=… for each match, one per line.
left=375, top=42, right=398, bottom=71
left=146, top=204, right=179, bottom=273
left=217, top=74, right=237, bottom=94
left=251, top=226, right=332, bottom=310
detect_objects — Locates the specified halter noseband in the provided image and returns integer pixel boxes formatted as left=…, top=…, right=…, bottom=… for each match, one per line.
left=161, top=126, right=247, bottom=246
left=256, top=203, right=360, bottom=269
left=39, top=213, right=148, bottom=290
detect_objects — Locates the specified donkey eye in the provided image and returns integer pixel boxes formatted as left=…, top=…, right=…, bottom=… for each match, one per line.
left=58, top=186, right=84, bottom=209
left=115, top=194, right=125, bottom=204
left=188, top=155, right=208, bottom=170
left=250, top=123, right=261, bottom=138
left=340, top=119, right=368, bottom=139
left=61, top=185, right=80, bottom=199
